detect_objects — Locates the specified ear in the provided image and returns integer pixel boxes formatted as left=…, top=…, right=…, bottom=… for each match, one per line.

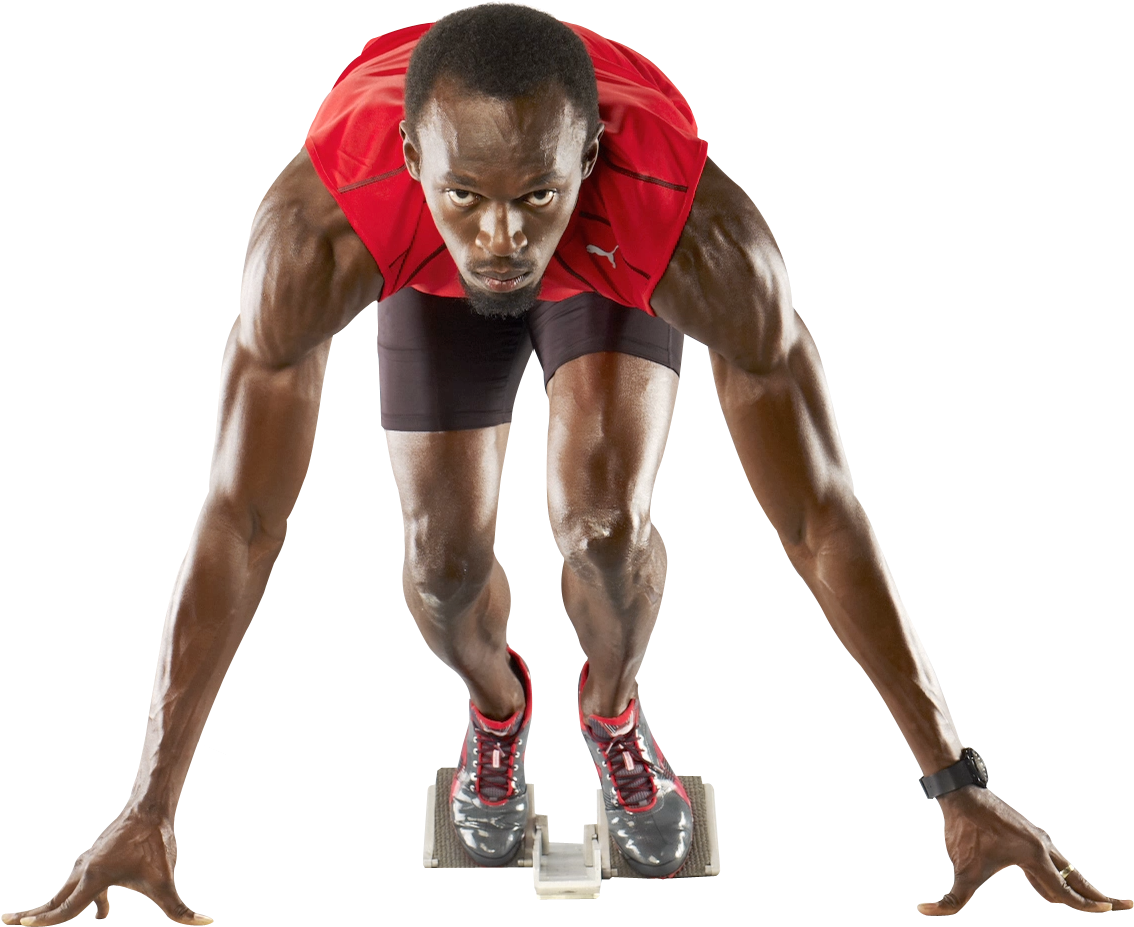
left=400, top=121, right=422, bottom=181
left=580, top=123, right=604, bottom=180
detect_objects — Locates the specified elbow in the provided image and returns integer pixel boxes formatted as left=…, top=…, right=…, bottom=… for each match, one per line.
left=203, top=489, right=288, bottom=564
left=777, top=485, right=865, bottom=575
left=247, top=501, right=288, bottom=557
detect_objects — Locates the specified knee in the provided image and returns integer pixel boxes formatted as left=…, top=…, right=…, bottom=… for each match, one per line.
left=551, top=501, right=655, bottom=585
left=402, top=519, right=496, bottom=620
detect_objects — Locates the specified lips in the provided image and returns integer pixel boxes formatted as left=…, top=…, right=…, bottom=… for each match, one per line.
left=473, top=270, right=533, bottom=293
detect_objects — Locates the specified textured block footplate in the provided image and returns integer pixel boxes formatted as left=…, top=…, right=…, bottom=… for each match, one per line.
left=424, top=767, right=536, bottom=868
left=425, top=767, right=719, bottom=894
left=597, top=776, right=720, bottom=879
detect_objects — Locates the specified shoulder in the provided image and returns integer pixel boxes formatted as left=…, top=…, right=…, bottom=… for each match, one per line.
left=240, top=151, right=381, bottom=367
left=650, top=159, right=794, bottom=373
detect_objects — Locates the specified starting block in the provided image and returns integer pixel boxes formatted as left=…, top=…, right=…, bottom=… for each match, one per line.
left=424, top=767, right=720, bottom=899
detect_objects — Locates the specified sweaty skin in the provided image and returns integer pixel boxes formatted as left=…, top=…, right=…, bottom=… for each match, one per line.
left=401, top=77, right=601, bottom=319
left=4, top=79, right=1129, bottom=926
left=3, top=154, right=381, bottom=927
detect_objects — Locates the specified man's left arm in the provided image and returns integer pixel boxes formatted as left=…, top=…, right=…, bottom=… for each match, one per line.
left=650, top=157, right=1130, bottom=915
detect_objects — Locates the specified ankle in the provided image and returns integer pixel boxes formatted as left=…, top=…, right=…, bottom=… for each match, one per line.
left=581, top=671, right=636, bottom=719
left=470, top=649, right=529, bottom=721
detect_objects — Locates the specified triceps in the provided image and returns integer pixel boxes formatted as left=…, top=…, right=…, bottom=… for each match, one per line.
left=708, top=324, right=854, bottom=551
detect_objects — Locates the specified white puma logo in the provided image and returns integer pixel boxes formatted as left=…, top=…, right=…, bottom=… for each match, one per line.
left=605, top=718, right=635, bottom=737
left=586, top=243, right=619, bottom=267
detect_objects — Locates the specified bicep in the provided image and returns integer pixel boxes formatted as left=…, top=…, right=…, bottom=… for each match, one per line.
left=653, top=159, right=854, bottom=538
left=238, top=149, right=381, bottom=369
left=208, top=325, right=330, bottom=544
left=207, top=151, right=382, bottom=540
left=651, top=158, right=795, bottom=375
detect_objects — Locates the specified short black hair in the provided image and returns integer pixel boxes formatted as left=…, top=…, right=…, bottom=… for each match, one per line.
left=404, top=4, right=600, bottom=144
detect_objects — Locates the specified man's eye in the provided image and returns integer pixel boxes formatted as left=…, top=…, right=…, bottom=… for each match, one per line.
left=446, top=189, right=478, bottom=206
left=526, top=189, right=556, bottom=207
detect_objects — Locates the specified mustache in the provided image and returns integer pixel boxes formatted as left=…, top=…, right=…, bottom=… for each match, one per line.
left=470, top=262, right=535, bottom=279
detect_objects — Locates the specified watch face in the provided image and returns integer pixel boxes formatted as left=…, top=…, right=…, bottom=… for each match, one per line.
left=966, top=749, right=989, bottom=785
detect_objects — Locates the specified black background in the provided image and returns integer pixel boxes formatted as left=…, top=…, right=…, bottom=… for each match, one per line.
left=4, top=7, right=1129, bottom=916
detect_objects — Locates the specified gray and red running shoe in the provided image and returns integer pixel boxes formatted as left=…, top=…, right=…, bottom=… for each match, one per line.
left=450, top=649, right=532, bottom=866
left=578, top=662, right=693, bottom=877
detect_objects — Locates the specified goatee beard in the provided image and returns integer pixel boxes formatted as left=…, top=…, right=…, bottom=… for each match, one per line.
left=460, top=273, right=541, bottom=319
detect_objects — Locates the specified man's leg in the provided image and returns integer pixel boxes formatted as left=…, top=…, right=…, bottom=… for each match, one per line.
left=545, top=351, right=679, bottom=718
left=377, top=286, right=533, bottom=719
left=388, top=426, right=533, bottom=865
left=386, top=425, right=523, bottom=719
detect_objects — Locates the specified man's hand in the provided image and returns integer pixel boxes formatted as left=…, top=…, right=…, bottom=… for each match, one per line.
left=918, top=786, right=1132, bottom=915
left=2, top=809, right=211, bottom=926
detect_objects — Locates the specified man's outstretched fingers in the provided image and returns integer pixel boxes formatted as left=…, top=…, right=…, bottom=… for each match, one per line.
left=20, top=915, right=75, bottom=925
left=19, top=907, right=77, bottom=924
left=16, top=875, right=104, bottom=926
left=3, top=865, right=84, bottom=925
left=4, top=882, right=83, bottom=924
left=1049, top=848, right=1134, bottom=911
left=1024, top=857, right=1112, bottom=913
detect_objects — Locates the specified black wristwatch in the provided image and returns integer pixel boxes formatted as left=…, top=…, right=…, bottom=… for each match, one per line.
left=919, top=748, right=988, bottom=799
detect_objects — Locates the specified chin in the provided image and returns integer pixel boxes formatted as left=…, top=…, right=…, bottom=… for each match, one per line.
left=460, top=274, right=542, bottom=319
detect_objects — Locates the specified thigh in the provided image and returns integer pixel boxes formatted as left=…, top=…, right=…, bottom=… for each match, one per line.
left=379, top=288, right=526, bottom=549
left=388, top=425, right=510, bottom=564
left=546, top=351, right=679, bottom=531
left=377, top=287, right=533, bottom=432
left=535, top=293, right=683, bottom=521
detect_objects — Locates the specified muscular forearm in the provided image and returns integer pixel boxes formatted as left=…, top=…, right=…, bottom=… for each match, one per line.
left=780, top=495, right=961, bottom=774
left=128, top=498, right=283, bottom=818
left=711, top=326, right=961, bottom=775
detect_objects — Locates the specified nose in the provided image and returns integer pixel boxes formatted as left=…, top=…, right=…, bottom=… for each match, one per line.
left=475, top=203, right=527, bottom=257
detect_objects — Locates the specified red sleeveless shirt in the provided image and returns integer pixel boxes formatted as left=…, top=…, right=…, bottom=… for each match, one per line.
left=305, top=23, right=708, bottom=315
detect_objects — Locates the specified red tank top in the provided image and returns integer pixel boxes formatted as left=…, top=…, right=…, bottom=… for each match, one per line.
left=305, top=23, right=708, bottom=315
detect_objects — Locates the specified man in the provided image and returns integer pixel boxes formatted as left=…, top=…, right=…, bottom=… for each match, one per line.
left=2, top=4, right=1129, bottom=924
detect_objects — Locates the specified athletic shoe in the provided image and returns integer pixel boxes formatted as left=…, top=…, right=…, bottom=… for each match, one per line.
left=450, top=649, right=532, bottom=866
left=578, top=662, right=693, bottom=877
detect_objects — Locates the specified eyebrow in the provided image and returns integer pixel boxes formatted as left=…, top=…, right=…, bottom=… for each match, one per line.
left=442, top=171, right=567, bottom=189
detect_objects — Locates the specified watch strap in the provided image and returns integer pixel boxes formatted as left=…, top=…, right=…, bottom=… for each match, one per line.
left=920, top=748, right=987, bottom=799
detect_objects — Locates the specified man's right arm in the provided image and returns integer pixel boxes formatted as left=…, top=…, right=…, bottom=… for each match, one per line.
left=126, top=147, right=381, bottom=836
left=3, top=151, right=381, bottom=927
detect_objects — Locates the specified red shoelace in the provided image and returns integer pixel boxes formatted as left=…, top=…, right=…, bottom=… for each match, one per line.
left=598, top=729, right=657, bottom=810
left=475, top=728, right=517, bottom=802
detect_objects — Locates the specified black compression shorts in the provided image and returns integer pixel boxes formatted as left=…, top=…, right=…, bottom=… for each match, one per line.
left=377, top=289, right=684, bottom=432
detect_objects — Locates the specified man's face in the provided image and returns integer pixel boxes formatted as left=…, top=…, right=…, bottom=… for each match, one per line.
left=402, top=78, right=600, bottom=318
